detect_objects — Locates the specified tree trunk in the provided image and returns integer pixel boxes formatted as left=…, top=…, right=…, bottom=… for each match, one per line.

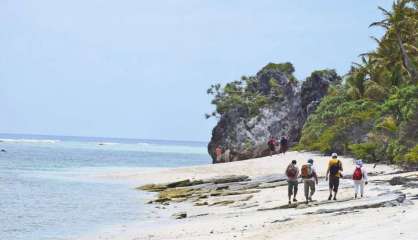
left=395, top=29, right=418, bottom=83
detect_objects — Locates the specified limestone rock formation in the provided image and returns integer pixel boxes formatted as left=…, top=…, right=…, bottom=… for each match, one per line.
left=208, top=64, right=340, bottom=163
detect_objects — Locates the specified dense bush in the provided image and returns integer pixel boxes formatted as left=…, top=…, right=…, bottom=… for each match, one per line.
left=298, top=1, right=417, bottom=165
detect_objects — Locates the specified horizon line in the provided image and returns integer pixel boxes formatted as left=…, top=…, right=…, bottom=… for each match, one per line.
left=0, top=132, right=208, bottom=144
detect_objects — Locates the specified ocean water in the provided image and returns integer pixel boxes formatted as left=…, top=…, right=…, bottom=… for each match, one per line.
left=0, top=133, right=210, bottom=240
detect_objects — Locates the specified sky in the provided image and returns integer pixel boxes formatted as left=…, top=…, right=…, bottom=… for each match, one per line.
left=0, top=0, right=393, bottom=142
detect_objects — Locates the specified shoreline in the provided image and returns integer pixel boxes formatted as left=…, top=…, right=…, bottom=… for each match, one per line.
left=78, top=151, right=418, bottom=240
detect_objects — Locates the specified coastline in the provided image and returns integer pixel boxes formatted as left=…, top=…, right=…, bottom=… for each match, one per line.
left=77, top=151, right=418, bottom=240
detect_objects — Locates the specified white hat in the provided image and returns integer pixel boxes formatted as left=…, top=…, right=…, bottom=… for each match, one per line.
left=331, top=153, right=338, bottom=157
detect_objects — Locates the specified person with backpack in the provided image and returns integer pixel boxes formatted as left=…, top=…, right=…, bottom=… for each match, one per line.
left=326, top=152, right=343, bottom=201
left=352, top=159, right=368, bottom=198
left=267, top=136, right=277, bottom=156
left=279, top=136, right=288, bottom=154
left=301, top=159, right=318, bottom=204
left=285, top=160, right=300, bottom=204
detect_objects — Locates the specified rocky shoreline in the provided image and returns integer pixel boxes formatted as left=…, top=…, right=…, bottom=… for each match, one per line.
left=80, top=152, right=418, bottom=240
left=140, top=172, right=414, bottom=220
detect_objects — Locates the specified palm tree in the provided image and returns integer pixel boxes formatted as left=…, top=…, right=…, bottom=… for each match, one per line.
left=369, top=0, right=418, bottom=84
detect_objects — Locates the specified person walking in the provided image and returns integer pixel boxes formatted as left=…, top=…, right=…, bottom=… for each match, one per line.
left=279, top=136, right=288, bottom=154
left=267, top=136, right=277, bottom=156
left=215, top=146, right=222, bottom=163
left=301, top=159, right=318, bottom=204
left=326, top=153, right=343, bottom=201
left=353, top=159, right=368, bottom=198
left=285, top=160, right=299, bottom=205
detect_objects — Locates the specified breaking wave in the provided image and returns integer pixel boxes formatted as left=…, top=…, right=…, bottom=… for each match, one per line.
left=0, top=138, right=60, bottom=144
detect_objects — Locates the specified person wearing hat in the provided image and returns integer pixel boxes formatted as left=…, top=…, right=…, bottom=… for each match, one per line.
left=301, top=159, right=318, bottom=204
left=326, top=152, right=343, bottom=200
left=352, top=159, right=368, bottom=198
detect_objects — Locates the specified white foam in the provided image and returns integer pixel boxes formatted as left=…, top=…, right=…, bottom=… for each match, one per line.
left=0, top=138, right=60, bottom=144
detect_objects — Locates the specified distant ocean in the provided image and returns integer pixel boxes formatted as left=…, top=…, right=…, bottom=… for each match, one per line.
left=0, top=133, right=210, bottom=240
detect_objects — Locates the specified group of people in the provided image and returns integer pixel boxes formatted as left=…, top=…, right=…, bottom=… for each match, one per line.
left=214, top=135, right=289, bottom=163
left=268, top=135, right=288, bottom=156
left=285, top=153, right=368, bottom=205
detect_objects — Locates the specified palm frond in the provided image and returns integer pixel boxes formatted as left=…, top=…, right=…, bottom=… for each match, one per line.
left=370, top=36, right=382, bottom=45
left=378, top=6, right=393, bottom=17
left=369, top=20, right=390, bottom=29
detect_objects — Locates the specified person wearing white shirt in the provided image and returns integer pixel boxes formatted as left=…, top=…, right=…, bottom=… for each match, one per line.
left=352, top=159, right=368, bottom=198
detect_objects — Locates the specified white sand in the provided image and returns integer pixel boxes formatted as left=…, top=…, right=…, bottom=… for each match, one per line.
left=78, top=151, right=418, bottom=240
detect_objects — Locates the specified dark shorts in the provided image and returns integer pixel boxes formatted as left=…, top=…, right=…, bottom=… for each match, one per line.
left=329, top=176, right=340, bottom=192
left=268, top=144, right=276, bottom=152
left=287, top=180, right=298, bottom=196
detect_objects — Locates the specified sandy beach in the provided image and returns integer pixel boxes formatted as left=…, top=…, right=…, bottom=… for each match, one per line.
left=81, top=151, right=418, bottom=240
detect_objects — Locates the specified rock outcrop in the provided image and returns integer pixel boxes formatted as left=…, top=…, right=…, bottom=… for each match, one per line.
left=208, top=64, right=341, bottom=163
left=301, top=70, right=341, bottom=119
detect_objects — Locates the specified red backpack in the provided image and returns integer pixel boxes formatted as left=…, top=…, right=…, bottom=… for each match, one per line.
left=286, top=165, right=298, bottom=178
left=353, top=167, right=363, bottom=180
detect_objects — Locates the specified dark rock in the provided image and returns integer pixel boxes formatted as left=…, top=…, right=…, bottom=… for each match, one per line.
left=189, top=213, right=209, bottom=218
left=194, top=201, right=208, bottom=206
left=271, top=217, right=292, bottom=223
left=389, top=176, right=409, bottom=185
left=166, top=180, right=192, bottom=188
left=166, top=179, right=205, bottom=188
left=300, top=70, right=341, bottom=119
left=172, top=212, right=187, bottom=219
left=216, top=185, right=229, bottom=190
left=209, top=200, right=235, bottom=206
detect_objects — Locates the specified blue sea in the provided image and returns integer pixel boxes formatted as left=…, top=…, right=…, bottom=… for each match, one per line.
left=0, top=133, right=210, bottom=240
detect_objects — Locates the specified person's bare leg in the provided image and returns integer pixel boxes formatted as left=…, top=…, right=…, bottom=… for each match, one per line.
left=293, top=185, right=298, bottom=202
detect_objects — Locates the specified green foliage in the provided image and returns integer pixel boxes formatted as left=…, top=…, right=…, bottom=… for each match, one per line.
left=299, top=1, right=418, bottom=166
left=403, top=145, right=418, bottom=164
left=376, top=116, right=398, bottom=133
left=262, top=62, right=298, bottom=84
left=364, top=80, right=388, bottom=101
left=349, top=143, right=378, bottom=161
left=262, top=62, right=295, bottom=75
left=301, top=84, right=417, bottom=164
left=381, top=85, right=418, bottom=121
left=206, top=62, right=297, bottom=118
left=299, top=95, right=379, bottom=154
